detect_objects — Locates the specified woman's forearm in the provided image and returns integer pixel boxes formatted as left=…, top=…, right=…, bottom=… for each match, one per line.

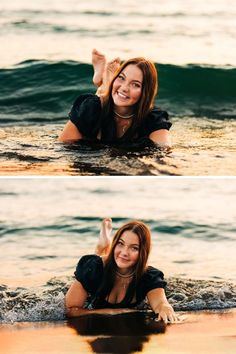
left=66, top=306, right=137, bottom=318
left=66, top=306, right=102, bottom=317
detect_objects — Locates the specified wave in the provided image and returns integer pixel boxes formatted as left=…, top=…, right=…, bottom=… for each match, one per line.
left=0, top=60, right=235, bottom=126
left=1, top=276, right=235, bottom=323
left=2, top=8, right=234, bottom=19
left=0, top=217, right=235, bottom=242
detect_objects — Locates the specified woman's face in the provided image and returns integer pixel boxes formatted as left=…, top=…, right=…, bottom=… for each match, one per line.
left=111, top=64, right=143, bottom=109
left=114, top=230, right=140, bottom=272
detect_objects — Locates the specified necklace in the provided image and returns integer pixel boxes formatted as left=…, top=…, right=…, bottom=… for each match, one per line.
left=116, top=270, right=135, bottom=278
left=116, top=270, right=135, bottom=289
left=114, top=111, right=134, bottom=119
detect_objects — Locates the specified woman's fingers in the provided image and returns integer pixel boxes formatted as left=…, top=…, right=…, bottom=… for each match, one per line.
left=168, top=313, right=177, bottom=323
left=155, top=312, right=167, bottom=323
left=155, top=309, right=180, bottom=324
left=155, top=313, right=186, bottom=324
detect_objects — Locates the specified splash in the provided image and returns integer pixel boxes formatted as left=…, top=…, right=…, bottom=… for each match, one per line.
left=1, top=276, right=235, bottom=323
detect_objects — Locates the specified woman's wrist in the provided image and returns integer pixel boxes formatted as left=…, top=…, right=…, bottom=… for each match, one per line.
left=154, top=302, right=173, bottom=315
left=157, top=301, right=172, bottom=309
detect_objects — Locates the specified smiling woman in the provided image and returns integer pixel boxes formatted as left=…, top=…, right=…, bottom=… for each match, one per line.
left=65, top=219, right=177, bottom=324
left=58, top=49, right=172, bottom=148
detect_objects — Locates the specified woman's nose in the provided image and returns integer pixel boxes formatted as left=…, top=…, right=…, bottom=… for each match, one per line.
left=120, top=83, right=129, bottom=92
left=120, top=247, right=129, bottom=256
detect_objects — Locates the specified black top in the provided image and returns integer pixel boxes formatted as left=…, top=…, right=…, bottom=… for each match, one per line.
left=69, top=94, right=172, bottom=145
left=74, top=254, right=167, bottom=309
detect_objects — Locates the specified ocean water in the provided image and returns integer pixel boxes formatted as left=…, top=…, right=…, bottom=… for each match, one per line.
left=0, top=178, right=236, bottom=322
left=1, top=0, right=236, bottom=67
left=0, top=0, right=236, bottom=175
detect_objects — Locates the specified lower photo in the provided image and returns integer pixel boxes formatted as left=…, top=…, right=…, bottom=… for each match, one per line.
left=0, top=177, right=235, bottom=354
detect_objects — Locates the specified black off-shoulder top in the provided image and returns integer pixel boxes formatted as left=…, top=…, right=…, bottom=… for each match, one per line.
left=69, top=94, right=171, bottom=145
left=74, top=255, right=167, bottom=309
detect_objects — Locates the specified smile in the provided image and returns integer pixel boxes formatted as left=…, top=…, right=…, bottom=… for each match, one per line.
left=118, top=257, right=130, bottom=262
left=117, top=91, right=129, bottom=99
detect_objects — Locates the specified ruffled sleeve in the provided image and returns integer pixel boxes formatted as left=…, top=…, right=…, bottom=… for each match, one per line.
left=74, top=255, right=104, bottom=294
left=137, top=266, right=167, bottom=300
left=69, top=94, right=102, bottom=139
left=144, top=108, right=172, bottom=135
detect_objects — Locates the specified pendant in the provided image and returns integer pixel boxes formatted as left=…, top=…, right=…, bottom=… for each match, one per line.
left=122, top=125, right=129, bottom=133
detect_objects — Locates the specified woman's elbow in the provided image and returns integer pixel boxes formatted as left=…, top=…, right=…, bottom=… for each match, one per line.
left=65, top=305, right=87, bottom=318
left=149, top=130, right=172, bottom=150
left=150, top=139, right=172, bottom=150
left=156, top=141, right=172, bottom=150
left=58, top=132, right=82, bottom=144
left=58, top=121, right=83, bottom=143
left=64, top=297, right=82, bottom=318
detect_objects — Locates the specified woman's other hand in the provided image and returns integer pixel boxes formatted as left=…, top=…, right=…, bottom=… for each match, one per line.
left=155, top=303, right=178, bottom=323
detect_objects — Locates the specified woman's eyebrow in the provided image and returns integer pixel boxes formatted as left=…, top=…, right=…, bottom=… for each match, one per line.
left=119, top=238, right=139, bottom=247
left=131, top=79, right=142, bottom=84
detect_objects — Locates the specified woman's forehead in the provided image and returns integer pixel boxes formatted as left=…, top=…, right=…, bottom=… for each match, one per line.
left=119, top=230, right=140, bottom=244
left=121, top=64, right=143, bottom=82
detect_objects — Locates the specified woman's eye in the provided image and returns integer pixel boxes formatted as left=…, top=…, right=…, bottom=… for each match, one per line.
left=133, top=83, right=140, bottom=88
left=132, top=247, right=139, bottom=251
left=118, top=75, right=125, bottom=80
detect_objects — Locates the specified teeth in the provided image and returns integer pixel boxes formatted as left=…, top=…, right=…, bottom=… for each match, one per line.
left=118, top=92, right=128, bottom=99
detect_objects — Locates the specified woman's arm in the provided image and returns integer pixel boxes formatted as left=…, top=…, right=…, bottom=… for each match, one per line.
left=58, top=121, right=83, bottom=143
left=65, top=279, right=88, bottom=317
left=147, top=288, right=177, bottom=323
left=65, top=279, right=136, bottom=317
left=149, top=129, right=171, bottom=149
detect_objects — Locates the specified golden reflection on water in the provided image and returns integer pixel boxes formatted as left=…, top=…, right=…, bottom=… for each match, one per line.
left=1, top=310, right=236, bottom=354
left=0, top=119, right=236, bottom=176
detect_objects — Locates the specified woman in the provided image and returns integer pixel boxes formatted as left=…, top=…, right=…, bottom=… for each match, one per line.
left=58, top=49, right=171, bottom=148
left=65, top=219, right=177, bottom=323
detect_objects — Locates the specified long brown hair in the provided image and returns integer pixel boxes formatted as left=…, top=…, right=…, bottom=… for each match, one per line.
left=101, top=58, right=158, bottom=139
left=96, top=220, right=152, bottom=304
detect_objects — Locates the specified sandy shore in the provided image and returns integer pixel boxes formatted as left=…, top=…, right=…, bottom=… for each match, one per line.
left=0, top=309, right=235, bottom=354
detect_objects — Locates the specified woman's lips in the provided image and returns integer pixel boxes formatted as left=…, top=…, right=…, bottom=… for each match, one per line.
left=117, top=91, right=129, bottom=100
left=118, top=256, right=129, bottom=262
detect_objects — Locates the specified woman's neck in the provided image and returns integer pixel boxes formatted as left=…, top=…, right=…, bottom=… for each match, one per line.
left=116, top=268, right=134, bottom=277
left=113, top=105, right=134, bottom=117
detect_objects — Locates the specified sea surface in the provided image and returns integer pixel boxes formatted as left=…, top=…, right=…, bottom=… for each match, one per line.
left=0, top=178, right=236, bottom=322
left=0, top=0, right=236, bottom=175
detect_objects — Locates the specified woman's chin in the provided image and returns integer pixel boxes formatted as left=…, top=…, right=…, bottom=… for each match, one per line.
left=115, top=259, right=132, bottom=269
left=112, top=95, right=131, bottom=107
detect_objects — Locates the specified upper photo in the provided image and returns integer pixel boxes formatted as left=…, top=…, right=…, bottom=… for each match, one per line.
left=0, top=0, right=235, bottom=176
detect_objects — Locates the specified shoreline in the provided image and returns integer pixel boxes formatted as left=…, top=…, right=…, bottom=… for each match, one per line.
left=1, top=309, right=235, bottom=354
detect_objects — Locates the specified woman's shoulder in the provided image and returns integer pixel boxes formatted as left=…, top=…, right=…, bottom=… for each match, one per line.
left=68, top=94, right=102, bottom=139
left=138, top=266, right=167, bottom=292
left=74, top=255, right=103, bottom=280
left=149, top=106, right=169, bottom=116
left=143, top=265, right=165, bottom=280
left=69, top=93, right=101, bottom=116
left=74, top=254, right=104, bottom=294
left=144, top=107, right=172, bottom=132
left=76, top=254, right=103, bottom=269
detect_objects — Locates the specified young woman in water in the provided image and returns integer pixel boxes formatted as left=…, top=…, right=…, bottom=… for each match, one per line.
left=65, top=218, right=177, bottom=323
left=58, top=49, right=171, bottom=148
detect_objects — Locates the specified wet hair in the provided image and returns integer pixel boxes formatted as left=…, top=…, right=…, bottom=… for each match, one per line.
left=101, top=58, right=158, bottom=140
left=96, top=221, right=151, bottom=305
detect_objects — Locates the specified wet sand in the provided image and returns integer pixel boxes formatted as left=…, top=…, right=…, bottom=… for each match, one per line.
left=0, top=309, right=235, bottom=354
